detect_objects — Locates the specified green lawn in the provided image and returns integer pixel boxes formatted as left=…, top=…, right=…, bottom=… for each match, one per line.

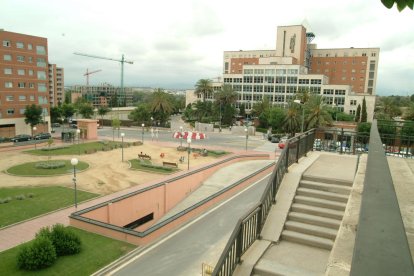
left=6, top=160, right=89, bottom=176
left=129, top=159, right=179, bottom=174
left=0, top=186, right=98, bottom=228
left=0, top=227, right=136, bottom=275
left=25, top=141, right=125, bottom=156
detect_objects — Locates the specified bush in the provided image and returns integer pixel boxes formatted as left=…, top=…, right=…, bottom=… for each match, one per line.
left=27, top=193, right=35, bottom=198
left=17, top=236, right=57, bottom=270
left=15, top=194, right=26, bottom=200
left=139, top=160, right=173, bottom=172
left=50, top=224, right=81, bottom=256
left=35, top=161, right=65, bottom=169
left=1, top=197, right=12, bottom=203
left=40, top=145, right=70, bottom=151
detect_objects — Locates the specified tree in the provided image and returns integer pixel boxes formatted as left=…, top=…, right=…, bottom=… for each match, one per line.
left=150, top=88, right=173, bottom=123
left=239, top=103, right=246, bottom=117
left=357, top=122, right=371, bottom=144
left=111, top=118, right=121, bottom=141
left=78, top=103, right=94, bottom=119
left=129, top=104, right=151, bottom=125
left=61, top=103, right=75, bottom=123
left=50, top=106, right=62, bottom=123
left=297, top=87, right=310, bottom=104
left=304, top=95, right=332, bottom=129
left=195, top=79, right=213, bottom=102
left=268, top=107, right=286, bottom=133
left=97, top=106, right=110, bottom=126
left=355, top=104, right=361, bottom=122
left=251, top=97, right=271, bottom=118
left=361, top=97, right=368, bottom=123
left=283, top=102, right=301, bottom=136
left=24, top=104, right=43, bottom=133
left=404, top=103, right=414, bottom=120
left=401, top=121, right=414, bottom=148
left=381, top=0, right=413, bottom=11
left=194, top=101, right=212, bottom=122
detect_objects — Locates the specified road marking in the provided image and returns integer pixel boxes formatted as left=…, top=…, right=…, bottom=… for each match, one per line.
left=108, top=172, right=273, bottom=275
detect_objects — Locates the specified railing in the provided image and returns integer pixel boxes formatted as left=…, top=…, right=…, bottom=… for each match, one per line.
left=212, top=130, right=315, bottom=276
left=350, top=120, right=414, bottom=275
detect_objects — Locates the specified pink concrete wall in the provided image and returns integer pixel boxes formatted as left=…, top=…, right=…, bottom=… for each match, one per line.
left=70, top=164, right=274, bottom=246
left=77, top=119, right=98, bottom=140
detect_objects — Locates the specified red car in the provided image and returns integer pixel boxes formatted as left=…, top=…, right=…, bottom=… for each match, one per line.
left=278, top=138, right=288, bottom=149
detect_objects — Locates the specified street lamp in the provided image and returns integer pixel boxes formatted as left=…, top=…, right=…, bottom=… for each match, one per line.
left=121, top=132, right=125, bottom=162
left=76, top=128, right=81, bottom=155
left=180, top=126, right=183, bottom=148
left=294, top=99, right=305, bottom=133
left=70, top=158, right=78, bottom=209
left=187, top=138, right=192, bottom=170
left=141, top=123, right=145, bottom=143
left=33, top=126, right=37, bottom=149
left=245, top=128, right=248, bottom=151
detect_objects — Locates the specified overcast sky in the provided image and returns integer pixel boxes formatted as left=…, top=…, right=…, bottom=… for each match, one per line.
left=3, top=0, right=413, bottom=95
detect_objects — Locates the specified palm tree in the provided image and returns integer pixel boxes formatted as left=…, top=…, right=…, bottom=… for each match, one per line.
left=195, top=79, right=213, bottom=102
left=251, top=97, right=271, bottom=117
left=151, top=88, right=173, bottom=114
left=304, top=95, right=332, bottom=129
left=214, top=84, right=238, bottom=105
left=283, top=102, right=301, bottom=136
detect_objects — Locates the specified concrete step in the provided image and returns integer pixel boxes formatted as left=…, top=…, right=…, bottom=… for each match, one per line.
left=288, top=212, right=341, bottom=229
left=285, top=220, right=338, bottom=240
left=300, top=179, right=352, bottom=195
left=295, top=195, right=347, bottom=211
left=297, top=187, right=349, bottom=203
left=253, top=259, right=323, bottom=276
left=282, top=230, right=333, bottom=250
left=291, top=203, right=344, bottom=220
left=302, top=175, right=353, bottom=187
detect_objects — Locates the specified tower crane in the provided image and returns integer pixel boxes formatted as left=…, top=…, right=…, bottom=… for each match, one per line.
left=73, top=52, right=133, bottom=109
left=84, top=68, right=102, bottom=86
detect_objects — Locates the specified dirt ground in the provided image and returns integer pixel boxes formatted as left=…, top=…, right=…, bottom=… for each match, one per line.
left=0, top=140, right=218, bottom=195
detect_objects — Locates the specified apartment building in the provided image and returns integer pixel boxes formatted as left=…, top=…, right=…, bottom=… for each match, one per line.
left=191, top=24, right=379, bottom=122
left=0, top=29, right=63, bottom=136
left=48, top=64, right=64, bottom=107
left=69, top=83, right=134, bottom=108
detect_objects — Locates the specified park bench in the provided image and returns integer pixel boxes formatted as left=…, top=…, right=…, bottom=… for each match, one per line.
left=162, top=161, right=178, bottom=168
left=138, top=154, right=151, bottom=160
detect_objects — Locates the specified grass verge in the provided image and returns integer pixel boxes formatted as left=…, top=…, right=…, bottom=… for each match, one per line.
left=6, top=160, right=89, bottom=176
left=0, top=186, right=98, bottom=228
left=0, top=227, right=136, bottom=275
left=25, top=141, right=125, bottom=156
left=129, top=159, right=179, bottom=174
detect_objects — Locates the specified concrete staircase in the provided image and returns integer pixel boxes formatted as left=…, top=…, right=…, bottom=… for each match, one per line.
left=281, top=175, right=352, bottom=250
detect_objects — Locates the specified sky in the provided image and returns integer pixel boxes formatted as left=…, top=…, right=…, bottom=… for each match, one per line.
left=2, top=0, right=413, bottom=96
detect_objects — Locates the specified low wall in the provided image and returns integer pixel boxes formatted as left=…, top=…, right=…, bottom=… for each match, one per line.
left=70, top=154, right=272, bottom=245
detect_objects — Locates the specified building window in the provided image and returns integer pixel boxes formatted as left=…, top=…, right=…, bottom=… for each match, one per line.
left=36, top=58, right=46, bottom=67
left=370, top=61, right=376, bottom=71
left=323, top=89, right=334, bottom=95
left=17, top=69, right=25, bottom=75
left=253, top=76, right=263, bottom=83
left=36, top=45, right=46, bottom=55
left=335, top=90, right=346, bottom=95
left=362, top=53, right=367, bottom=56
left=28, top=43, right=33, bottom=50
left=28, top=69, right=34, bottom=76
left=311, top=79, right=321, bottom=85
left=38, top=83, right=47, bottom=92
left=16, top=42, right=24, bottom=49
left=28, top=57, right=33, bottom=63
left=350, top=100, right=357, bottom=106
left=3, top=40, right=11, bottom=47
left=371, top=53, right=376, bottom=57
left=4, top=68, right=12, bottom=74
left=254, top=69, right=264, bottom=75
left=6, top=96, right=14, bottom=101
left=29, top=83, right=35, bottom=88
left=7, top=109, right=15, bottom=115
left=350, top=110, right=356, bottom=115
left=30, top=95, right=35, bottom=101
left=20, top=109, right=26, bottom=115
left=18, top=82, right=26, bottom=88
left=37, top=71, right=47, bottom=80
left=244, top=69, right=253, bottom=74
left=3, top=54, right=12, bottom=61
left=5, top=82, right=13, bottom=88
left=243, top=76, right=253, bottom=83
left=17, top=55, right=25, bottom=62
left=19, top=95, right=26, bottom=101
left=299, top=79, right=309, bottom=84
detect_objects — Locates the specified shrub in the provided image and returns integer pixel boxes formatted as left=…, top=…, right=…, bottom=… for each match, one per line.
left=138, top=160, right=173, bottom=172
left=17, top=236, right=57, bottom=270
left=132, top=141, right=143, bottom=146
left=35, top=161, right=65, bottom=169
left=40, top=145, right=70, bottom=151
left=27, top=193, right=35, bottom=198
left=15, top=194, right=26, bottom=200
left=50, top=224, right=81, bottom=256
left=1, top=197, right=12, bottom=203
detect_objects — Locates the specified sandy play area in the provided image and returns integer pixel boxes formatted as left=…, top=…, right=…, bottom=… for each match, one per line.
left=0, top=140, right=219, bottom=195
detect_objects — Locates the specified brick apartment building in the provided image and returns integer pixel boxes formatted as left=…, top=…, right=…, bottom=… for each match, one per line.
left=0, top=29, right=64, bottom=137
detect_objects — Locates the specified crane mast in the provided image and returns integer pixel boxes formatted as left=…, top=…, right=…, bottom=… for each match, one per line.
left=84, top=68, right=102, bottom=86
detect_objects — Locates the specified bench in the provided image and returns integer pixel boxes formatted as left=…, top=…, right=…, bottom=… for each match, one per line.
left=162, top=161, right=178, bottom=168
left=138, top=154, right=151, bottom=160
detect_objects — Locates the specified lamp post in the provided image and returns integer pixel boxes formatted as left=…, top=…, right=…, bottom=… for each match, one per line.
left=76, top=128, right=81, bottom=155
left=187, top=138, right=192, bottom=170
left=141, top=123, right=145, bottom=143
left=245, top=128, right=248, bottom=151
left=294, top=99, right=305, bottom=133
left=33, top=126, right=37, bottom=149
left=180, top=126, right=183, bottom=148
left=121, top=132, right=125, bottom=162
left=70, top=158, right=78, bottom=208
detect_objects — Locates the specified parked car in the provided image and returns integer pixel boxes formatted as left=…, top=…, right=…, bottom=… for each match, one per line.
left=52, top=123, right=61, bottom=128
left=270, top=135, right=280, bottom=143
left=71, top=124, right=78, bottom=129
left=34, top=132, right=52, bottom=140
left=278, top=138, right=287, bottom=149
left=11, top=134, right=32, bottom=142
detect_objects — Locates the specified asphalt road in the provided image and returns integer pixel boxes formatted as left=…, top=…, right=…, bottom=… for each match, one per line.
left=112, top=174, right=271, bottom=276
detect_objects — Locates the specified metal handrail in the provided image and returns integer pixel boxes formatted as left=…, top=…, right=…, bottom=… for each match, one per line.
left=212, top=130, right=315, bottom=276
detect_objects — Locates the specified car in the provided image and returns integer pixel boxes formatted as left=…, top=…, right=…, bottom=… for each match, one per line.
left=278, top=139, right=287, bottom=149
left=11, top=134, right=32, bottom=142
left=52, top=123, right=61, bottom=128
left=270, top=135, right=280, bottom=143
left=71, top=124, right=78, bottom=129
left=34, top=132, right=52, bottom=140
